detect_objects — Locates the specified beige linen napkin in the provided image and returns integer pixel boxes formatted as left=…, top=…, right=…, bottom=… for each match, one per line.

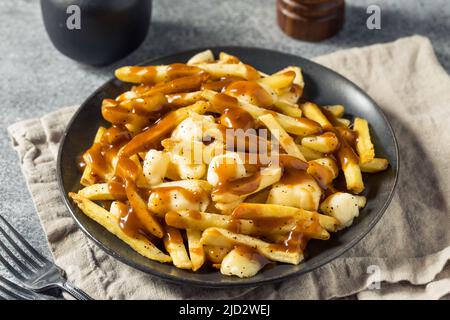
left=8, top=35, right=450, bottom=300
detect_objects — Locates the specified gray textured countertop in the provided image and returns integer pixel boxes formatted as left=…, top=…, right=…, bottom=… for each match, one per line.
left=0, top=0, right=449, bottom=283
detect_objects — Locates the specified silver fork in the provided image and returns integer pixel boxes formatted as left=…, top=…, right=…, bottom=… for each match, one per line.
left=0, top=274, right=59, bottom=300
left=0, top=214, right=92, bottom=300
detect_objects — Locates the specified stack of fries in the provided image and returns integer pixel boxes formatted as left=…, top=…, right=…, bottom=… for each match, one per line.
left=69, top=50, right=389, bottom=278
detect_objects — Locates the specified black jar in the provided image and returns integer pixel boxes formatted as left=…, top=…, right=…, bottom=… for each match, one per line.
left=41, top=0, right=152, bottom=65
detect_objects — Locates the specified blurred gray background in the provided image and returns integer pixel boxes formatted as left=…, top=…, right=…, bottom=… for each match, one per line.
left=0, top=0, right=449, bottom=272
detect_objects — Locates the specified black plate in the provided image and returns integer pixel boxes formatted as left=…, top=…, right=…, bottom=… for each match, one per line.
left=57, top=47, right=399, bottom=287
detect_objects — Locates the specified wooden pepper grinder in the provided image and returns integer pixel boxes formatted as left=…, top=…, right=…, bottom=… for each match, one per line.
left=277, top=0, right=345, bottom=42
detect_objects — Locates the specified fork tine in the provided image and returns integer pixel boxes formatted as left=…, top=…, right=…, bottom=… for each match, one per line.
left=0, top=237, right=34, bottom=276
left=0, top=214, right=48, bottom=264
left=0, top=252, right=26, bottom=281
left=0, top=275, right=38, bottom=299
left=0, top=223, right=42, bottom=269
left=0, top=283, right=31, bottom=300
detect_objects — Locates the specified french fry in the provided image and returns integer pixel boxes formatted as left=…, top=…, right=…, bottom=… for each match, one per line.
left=214, top=199, right=244, bottom=215
left=78, top=183, right=114, bottom=200
left=142, top=74, right=209, bottom=97
left=323, top=105, right=345, bottom=118
left=218, top=52, right=241, bottom=64
left=186, top=229, right=205, bottom=271
left=187, top=49, right=214, bottom=65
left=257, top=71, right=296, bottom=91
left=204, top=246, right=231, bottom=264
left=115, top=64, right=204, bottom=84
left=301, top=132, right=339, bottom=153
left=275, top=66, right=304, bottom=96
left=200, top=228, right=303, bottom=264
left=120, top=101, right=209, bottom=157
left=231, top=203, right=339, bottom=232
left=336, top=118, right=351, bottom=127
left=273, top=100, right=302, bottom=117
left=81, top=127, right=106, bottom=187
left=195, top=63, right=260, bottom=80
left=307, top=157, right=339, bottom=187
left=202, top=90, right=321, bottom=136
left=354, top=117, right=375, bottom=163
left=163, top=226, right=192, bottom=270
left=258, top=113, right=306, bottom=161
left=165, top=210, right=329, bottom=239
left=119, top=93, right=167, bottom=114
left=212, top=166, right=282, bottom=203
left=129, top=155, right=150, bottom=188
left=69, top=193, right=171, bottom=263
left=301, top=102, right=332, bottom=128
left=115, top=66, right=162, bottom=84
left=360, top=158, right=389, bottom=173
left=165, top=210, right=329, bottom=238
left=166, top=91, right=204, bottom=108
left=342, top=161, right=364, bottom=194
left=296, top=144, right=324, bottom=161
left=125, top=180, right=164, bottom=238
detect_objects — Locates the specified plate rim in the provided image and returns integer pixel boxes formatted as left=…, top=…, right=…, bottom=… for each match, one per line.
left=57, top=46, right=399, bottom=288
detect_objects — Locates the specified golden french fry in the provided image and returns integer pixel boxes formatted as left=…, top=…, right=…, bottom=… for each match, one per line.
left=165, top=209, right=330, bottom=239
left=204, top=246, right=231, bottom=264
left=342, top=161, right=364, bottom=194
left=80, top=127, right=106, bottom=187
left=301, top=102, right=332, bottom=128
left=166, top=91, right=205, bottom=108
left=202, top=90, right=321, bottom=136
left=200, top=228, right=303, bottom=264
left=296, top=144, right=324, bottom=161
left=360, top=158, right=389, bottom=173
left=126, top=181, right=164, bottom=238
left=231, top=203, right=339, bottom=232
left=336, top=118, right=351, bottom=127
left=69, top=193, right=171, bottom=263
left=163, top=227, right=192, bottom=270
left=120, top=101, right=209, bottom=157
left=354, top=117, right=375, bottom=163
left=186, top=229, right=205, bottom=271
left=218, top=52, right=241, bottom=64
left=214, top=199, right=244, bottom=215
left=187, top=49, right=214, bottom=65
left=273, top=100, right=302, bottom=117
left=78, top=183, right=114, bottom=200
left=195, top=63, right=260, bottom=80
left=115, top=64, right=204, bottom=84
left=323, top=105, right=345, bottom=118
left=257, top=71, right=295, bottom=90
left=301, top=132, right=339, bottom=153
left=275, top=66, right=304, bottom=95
left=115, top=66, right=162, bottom=84
left=129, top=155, right=150, bottom=188
left=258, top=113, right=306, bottom=161
left=212, top=166, right=282, bottom=204
left=307, top=157, right=339, bottom=188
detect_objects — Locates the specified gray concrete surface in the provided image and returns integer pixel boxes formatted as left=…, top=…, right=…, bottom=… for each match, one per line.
left=0, top=0, right=449, bottom=285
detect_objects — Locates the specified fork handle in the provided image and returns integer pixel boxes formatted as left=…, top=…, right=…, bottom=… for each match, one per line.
left=58, top=281, right=93, bottom=300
